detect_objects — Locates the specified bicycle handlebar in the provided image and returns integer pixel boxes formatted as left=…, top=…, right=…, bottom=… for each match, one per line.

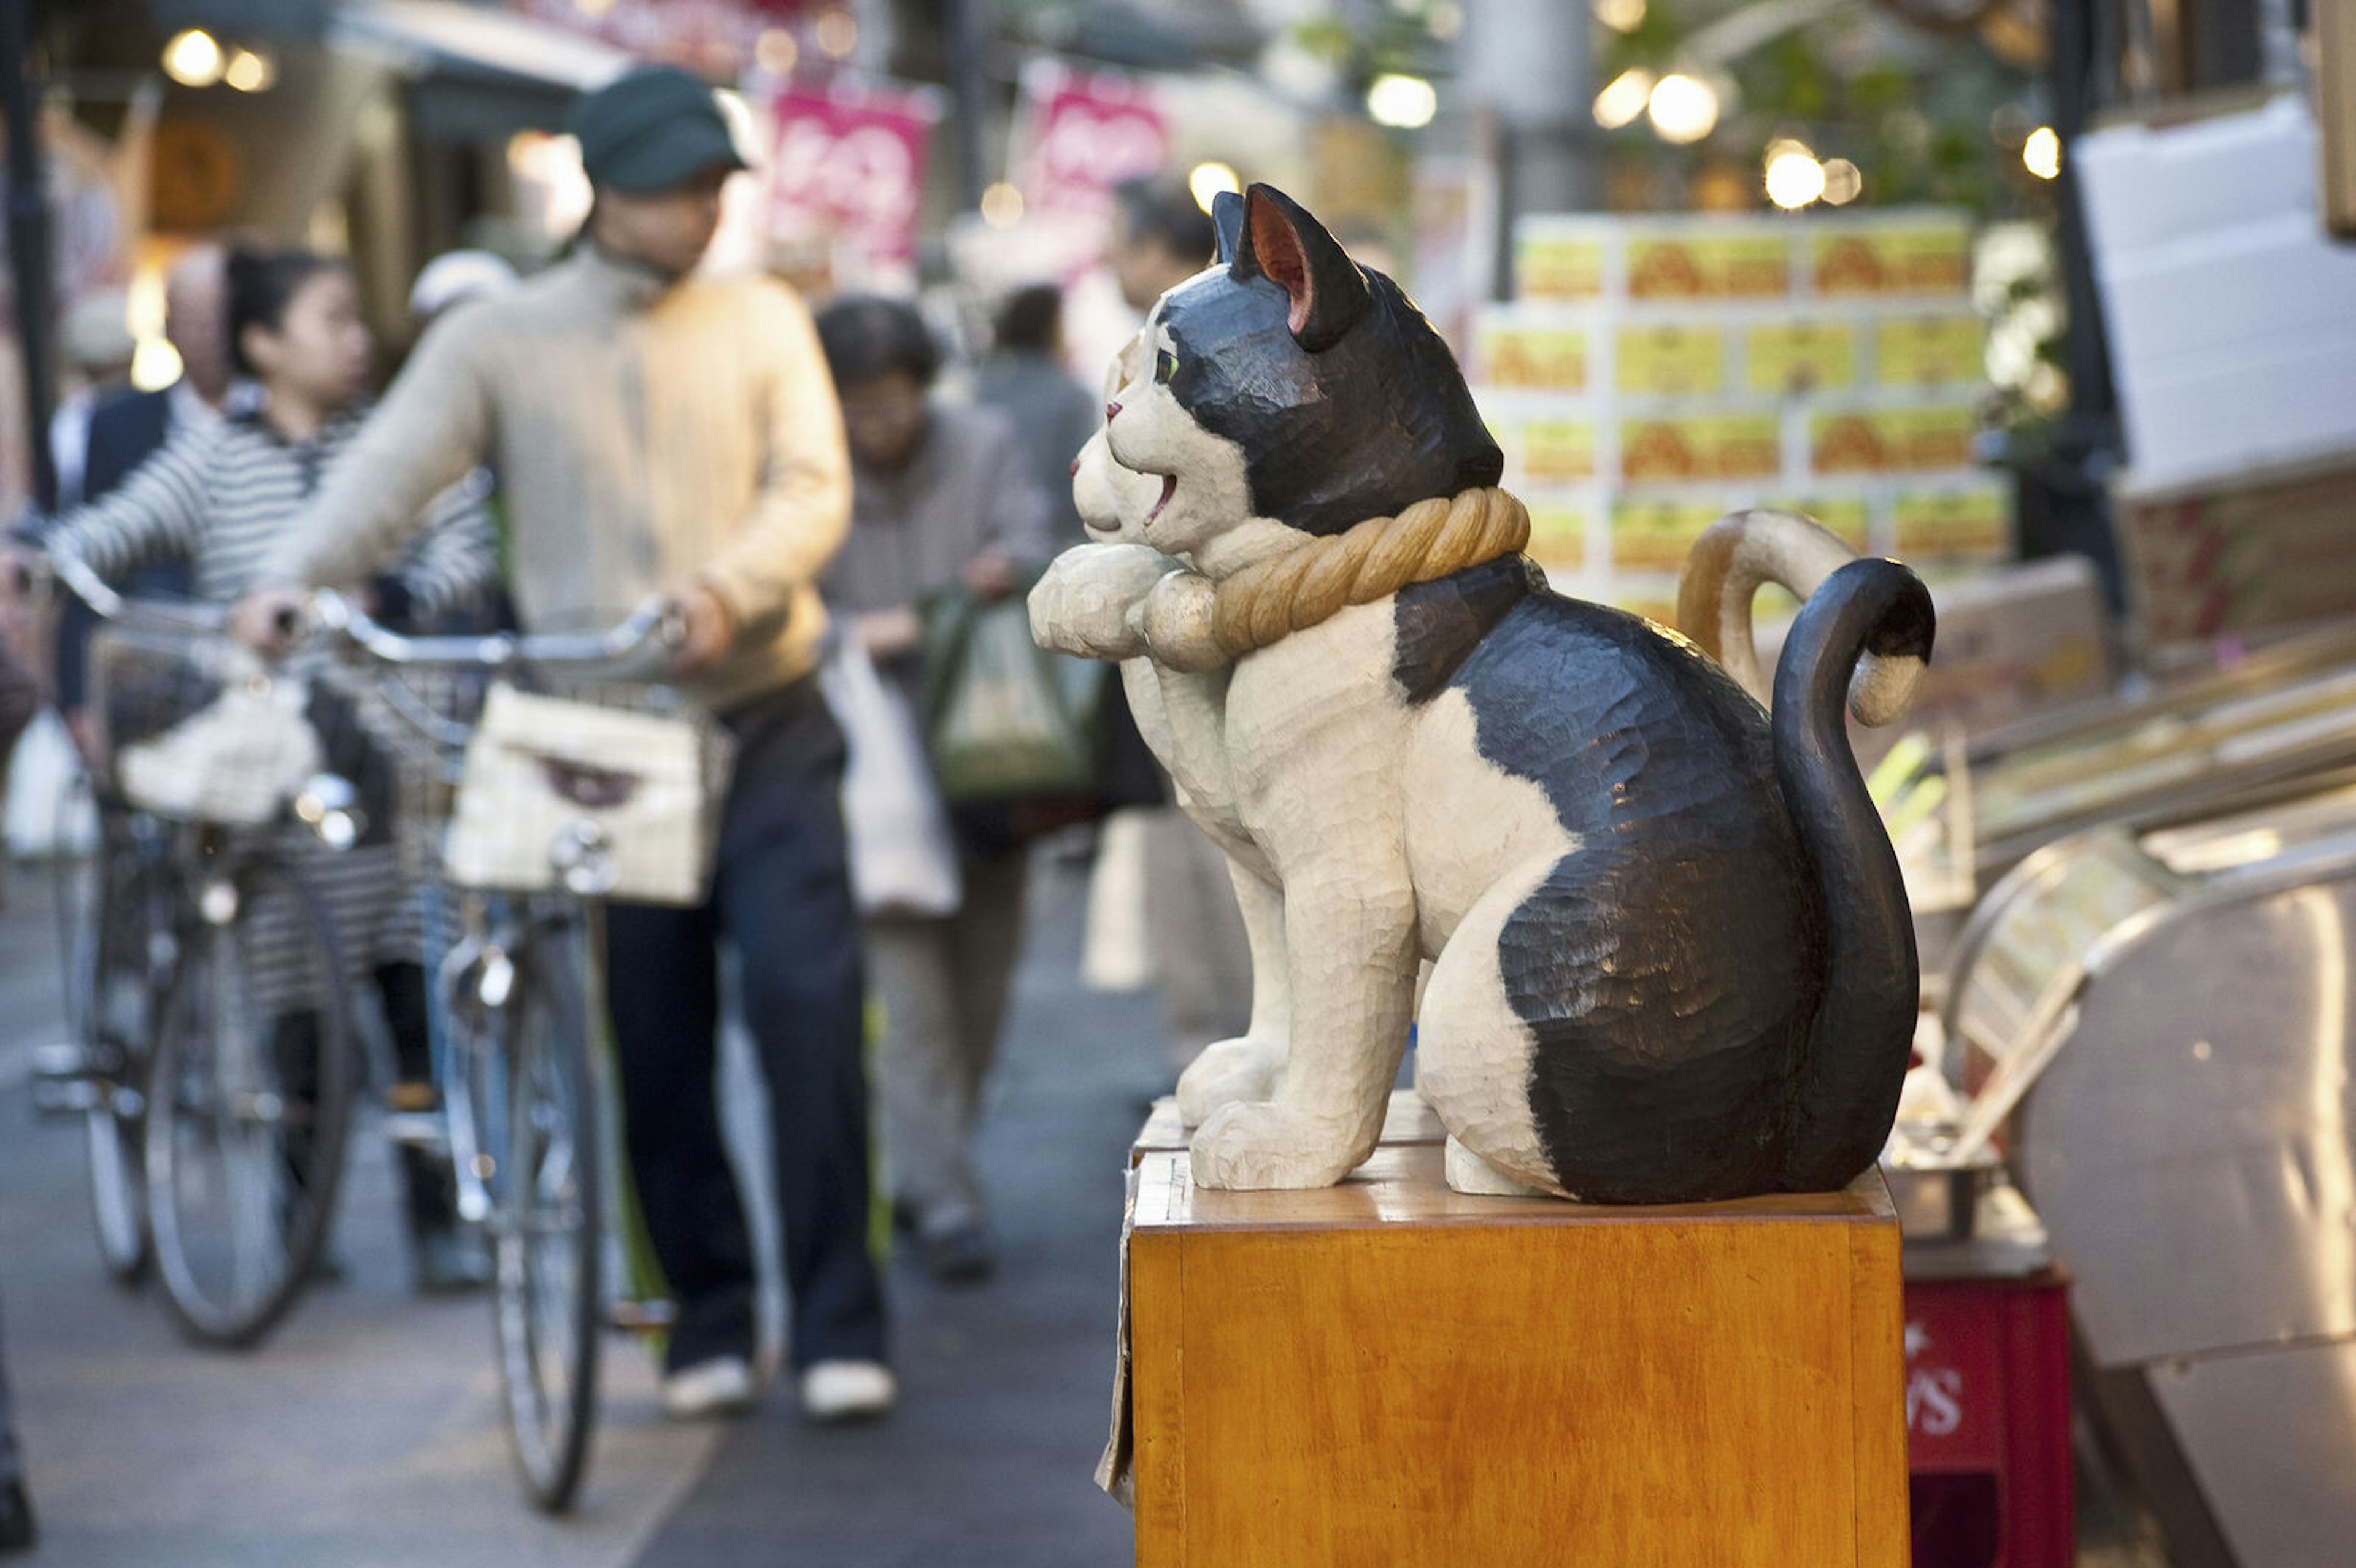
left=17, top=549, right=229, bottom=634
left=311, top=588, right=685, bottom=670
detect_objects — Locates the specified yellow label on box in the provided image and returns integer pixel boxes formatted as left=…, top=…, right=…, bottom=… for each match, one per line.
left=1746, top=320, right=1857, bottom=394
left=1628, top=236, right=1791, bottom=299
left=1875, top=315, right=1984, bottom=385
left=1503, top=415, right=1598, bottom=482
left=1894, top=485, right=2010, bottom=559
left=1810, top=407, right=1977, bottom=474
left=1611, top=499, right=1727, bottom=572
left=1478, top=323, right=1588, bottom=390
left=1523, top=498, right=1589, bottom=571
left=1517, top=234, right=1606, bottom=300
left=1760, top=496, right=1872, bottom=550
left=1615, top=324, right=1726, bottom=395
left=1811, top=223, right=1973, bottom=296
left=1620, top=415, right=1782, bottom=483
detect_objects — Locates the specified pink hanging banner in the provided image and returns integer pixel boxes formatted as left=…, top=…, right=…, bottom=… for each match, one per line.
left=1012, top=60, right=1169, bottom=222
left=764, top=80, right=942, bottom=280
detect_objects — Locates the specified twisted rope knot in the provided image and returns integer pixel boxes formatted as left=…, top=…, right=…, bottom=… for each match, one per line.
left=1209, top=486, right=1531, bottom=659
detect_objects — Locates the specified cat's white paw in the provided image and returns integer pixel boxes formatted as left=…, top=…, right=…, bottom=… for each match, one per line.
left=1028, top=544, right=1180, bottom=659
left=1138, top=570, right=1226, bottom=673
left=1442, top=1135, right=1555, bottom=1197
left=1190, top=1100, right=1369, bottom=1189
left=1174, top=1037, right=1284, bottom=1127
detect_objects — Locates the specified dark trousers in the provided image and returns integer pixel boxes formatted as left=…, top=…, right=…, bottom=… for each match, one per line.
left=603, top=676, right=884, bottom=1374
left=0, top=1286, right=23, bottom=1489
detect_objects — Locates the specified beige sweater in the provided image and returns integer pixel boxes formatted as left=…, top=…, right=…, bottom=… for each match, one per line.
left=260, top=247, right=852, bottom=712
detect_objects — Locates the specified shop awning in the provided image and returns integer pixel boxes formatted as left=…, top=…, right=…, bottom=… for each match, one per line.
left=329, top=0, right=633, bottom=138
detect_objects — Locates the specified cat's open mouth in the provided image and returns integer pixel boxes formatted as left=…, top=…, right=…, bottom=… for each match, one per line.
left=1147, top=474, right=1177, bottom=522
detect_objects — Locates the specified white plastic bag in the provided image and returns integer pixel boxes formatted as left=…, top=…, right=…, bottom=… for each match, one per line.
left=443, top=683, right=720, bottom=907
left=117, top=675, right=322, bottom=827
left=820, top=640, right=961, bottom=918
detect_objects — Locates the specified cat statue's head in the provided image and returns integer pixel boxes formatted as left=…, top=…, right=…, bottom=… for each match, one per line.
left=1104, top=183, right=1500, bottom=572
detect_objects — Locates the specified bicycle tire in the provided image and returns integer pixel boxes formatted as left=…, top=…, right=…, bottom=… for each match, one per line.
left=474, top=924, right=602, bottom=1511
left=145, top=853, right=355, bottom=1348
left=61, top=794, right=163, bottom=1284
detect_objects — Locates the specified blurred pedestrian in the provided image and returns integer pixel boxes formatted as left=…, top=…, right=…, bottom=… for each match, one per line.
left=10, top=245, right=498, bottom=1293
left=50, top=288, right=137, bottom=511
left=817, top=295, right=1055, bottom=1284
left=1105, top=174, right=1217, bottom=317
left=231, top=66, right=891, bottom=1425
left=972, top=284, right=1099, bottom=550
left=0, top=1286, right=33, bottom=1553
left=50, top=243, right=229, bottom=753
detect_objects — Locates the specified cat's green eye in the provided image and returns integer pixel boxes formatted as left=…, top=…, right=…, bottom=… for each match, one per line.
left=1155, top=348, right=1179, bottom=384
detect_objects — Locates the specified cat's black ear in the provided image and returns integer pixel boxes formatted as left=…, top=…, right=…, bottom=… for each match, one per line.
left=1230, top=183, right=1371, bottom=353
left=1211, top=190, right=1245, bottom=267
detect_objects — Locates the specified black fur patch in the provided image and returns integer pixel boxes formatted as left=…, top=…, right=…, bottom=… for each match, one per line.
left=1438, top=592, right=1827, bottom=1201
left=1158, top=233, right=1499, bottom=536
left=1390, top=556, right=1541, bottom=704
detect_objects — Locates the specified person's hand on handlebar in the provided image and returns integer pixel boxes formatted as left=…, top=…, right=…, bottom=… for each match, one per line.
left=229, top=583, right=312, bottom=658
left=667, top=582, right=736, bottom=676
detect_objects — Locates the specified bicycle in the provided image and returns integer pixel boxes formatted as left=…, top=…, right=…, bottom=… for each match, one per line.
left=25, top=550, right=361, bottom=1347
left=312, top=589, right=731, bottom=1512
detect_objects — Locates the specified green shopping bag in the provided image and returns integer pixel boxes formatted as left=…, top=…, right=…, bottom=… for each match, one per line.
left=922, top=586, right=1105, bottom=804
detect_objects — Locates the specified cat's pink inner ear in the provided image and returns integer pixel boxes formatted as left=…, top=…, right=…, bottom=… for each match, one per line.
left=1247, top=196, right=1315, bottom=336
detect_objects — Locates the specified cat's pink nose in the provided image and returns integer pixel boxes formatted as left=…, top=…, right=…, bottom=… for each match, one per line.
left=1068, top=456, right=1082, bottom=475
left=1105, top=401, right=1122, bottom=421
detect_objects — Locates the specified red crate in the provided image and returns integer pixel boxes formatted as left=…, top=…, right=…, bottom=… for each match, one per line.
left=1902, top=1272, right=2074, bottom=1568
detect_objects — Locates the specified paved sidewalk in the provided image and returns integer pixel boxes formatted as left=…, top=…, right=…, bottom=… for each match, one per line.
left=0, top=853, right=1161, bottom=1565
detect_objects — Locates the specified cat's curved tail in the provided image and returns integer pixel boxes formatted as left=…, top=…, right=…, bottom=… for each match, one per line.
left=1678, top=510, right=1925, bottom=724
left=1769, top=557, right=1936, bottom=1193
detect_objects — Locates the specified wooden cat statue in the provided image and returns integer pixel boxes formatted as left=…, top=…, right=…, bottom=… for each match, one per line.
left=1034, top=184, right=1933, bottom=1203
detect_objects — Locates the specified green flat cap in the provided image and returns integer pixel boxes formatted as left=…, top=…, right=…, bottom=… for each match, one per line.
left=569, top=65, right=748, bottom=193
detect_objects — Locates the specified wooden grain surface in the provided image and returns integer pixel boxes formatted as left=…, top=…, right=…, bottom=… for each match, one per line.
left=1128, top=1151, right=1906, bottom=1567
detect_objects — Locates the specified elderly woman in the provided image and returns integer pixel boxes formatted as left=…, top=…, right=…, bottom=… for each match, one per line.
left=815, top=296, right=1055, bottom=1283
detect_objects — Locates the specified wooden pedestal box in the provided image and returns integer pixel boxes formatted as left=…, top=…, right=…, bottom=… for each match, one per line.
left=1125, top=1145, right=1908, bottom=1567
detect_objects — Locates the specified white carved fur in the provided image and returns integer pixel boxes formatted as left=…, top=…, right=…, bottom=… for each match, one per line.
left=1057, top=426, right=1292, bottom=1124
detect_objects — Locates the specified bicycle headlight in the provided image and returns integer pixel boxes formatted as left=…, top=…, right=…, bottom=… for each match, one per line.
left=549, top=820, right=617, bottom=898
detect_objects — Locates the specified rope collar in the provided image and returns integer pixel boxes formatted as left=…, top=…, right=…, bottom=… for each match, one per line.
left=1208, top=486, right=1531, bottom=659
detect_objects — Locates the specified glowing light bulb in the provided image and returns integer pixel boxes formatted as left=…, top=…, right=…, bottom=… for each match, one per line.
left=1188, top=162, right=1241, bottom=214
left=980, top=182, right=1025, bottom=229
left=2023, top=126, right=2061, bottom=180
left=223, top=47, right=275, bottom=93
left=1594, top=0, right=1647, bottom=31
left=162, top=30, right=225, bottom=89
left=1647, top=74, right=1719, bottom=145
left=1822, top=158, right=1863, bottom=205
left=1593, top=69, right=1655, bottom=131
left=1366, top=74, right=1438, bottom=130
left=1765, top=148, right=1827, bottom=209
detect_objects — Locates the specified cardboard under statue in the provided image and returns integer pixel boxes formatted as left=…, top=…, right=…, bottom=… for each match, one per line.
left=1031, top=185, right=1933, bottom=1204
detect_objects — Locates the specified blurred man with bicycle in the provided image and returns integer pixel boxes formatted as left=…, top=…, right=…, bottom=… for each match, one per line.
left=233, top=66, right=891, bottom=1424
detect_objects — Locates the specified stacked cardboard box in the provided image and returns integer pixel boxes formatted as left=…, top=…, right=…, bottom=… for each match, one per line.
left=1474, top=209, right=2011, bottom=625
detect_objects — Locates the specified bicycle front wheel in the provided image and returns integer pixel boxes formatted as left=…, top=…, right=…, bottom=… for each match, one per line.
left=472, top=926, right=602, bottom=1511
left=145, top=855, right=355, bottom=1348
left=64, top=799, right=167, bottom=1283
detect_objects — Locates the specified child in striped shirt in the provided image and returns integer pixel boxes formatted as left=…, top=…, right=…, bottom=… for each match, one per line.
left=33, top=246, right=498, bottom=1292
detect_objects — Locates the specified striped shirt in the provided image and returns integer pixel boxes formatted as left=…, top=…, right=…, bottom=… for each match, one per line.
left=46, top=403, right=493, bottom=618
left=46, top=402, right=495, bottom=978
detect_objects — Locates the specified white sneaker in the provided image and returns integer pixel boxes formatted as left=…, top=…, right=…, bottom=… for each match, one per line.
left=798, top=1359, right=896, bottom=1424
left=661, top=1355, right=758, bottom=1420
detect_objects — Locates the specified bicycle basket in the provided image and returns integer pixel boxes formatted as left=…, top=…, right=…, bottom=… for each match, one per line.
left=441, top=680, right=734, bottom=907
left=90, top=624, right=320, bottom=826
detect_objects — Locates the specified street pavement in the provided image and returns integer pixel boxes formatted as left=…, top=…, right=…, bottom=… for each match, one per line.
left=0, top=851, right=1162, bottom=1566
